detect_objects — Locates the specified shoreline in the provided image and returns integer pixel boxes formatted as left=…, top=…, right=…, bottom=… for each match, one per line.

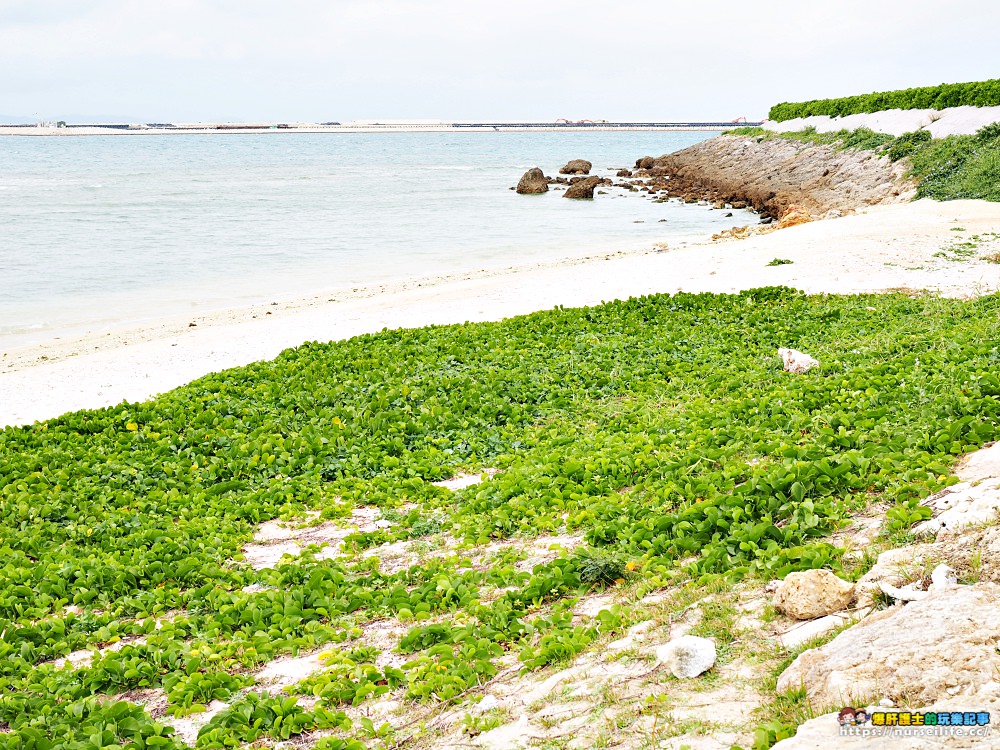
left=4, top=198, right=1000, bottom=429
left=1, top=229, right=717, bottom=362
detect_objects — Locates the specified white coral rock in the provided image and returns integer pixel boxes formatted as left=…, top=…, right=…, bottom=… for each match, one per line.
left=779, top=348, right=819, bottom=374
left=655, top=635, right=717, bottom=678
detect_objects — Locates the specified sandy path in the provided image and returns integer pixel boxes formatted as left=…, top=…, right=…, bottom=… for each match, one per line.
left=3, top=199, right=1000, bottom=429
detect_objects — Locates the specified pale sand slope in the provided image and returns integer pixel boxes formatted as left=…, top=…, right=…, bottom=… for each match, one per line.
left=3, top=198, right=1000, bottom=429
left=764, top=104, right=1000, bottom=137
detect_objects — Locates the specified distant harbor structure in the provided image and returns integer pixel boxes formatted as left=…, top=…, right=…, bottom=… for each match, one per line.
left=0, top=119, right=763, bottom=135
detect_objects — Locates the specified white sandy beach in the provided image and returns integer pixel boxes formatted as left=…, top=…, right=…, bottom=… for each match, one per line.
left=3, top=198, right=1000, bottom=429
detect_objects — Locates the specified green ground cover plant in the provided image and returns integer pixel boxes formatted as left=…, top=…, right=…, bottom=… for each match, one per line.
left=768, top=79, right=1000, bottom=121
left=3, top=289, right=1000, bottom=747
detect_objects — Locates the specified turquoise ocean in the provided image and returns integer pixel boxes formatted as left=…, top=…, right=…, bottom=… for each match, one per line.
left=0, top=131, right=749, bottom=349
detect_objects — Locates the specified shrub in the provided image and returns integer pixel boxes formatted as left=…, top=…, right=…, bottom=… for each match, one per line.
left=976, top=122, right=1000, bottom=141
left=575, top=547, right=627, bottom=586
left=887, top=129, right=932, bottom=161
left=769, top=79, right=1000, bottom=121
left=909, top=135, right=1000, bottom=201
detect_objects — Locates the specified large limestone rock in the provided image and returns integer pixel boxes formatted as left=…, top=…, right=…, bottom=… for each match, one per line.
left=516, top=168, right=549, bottom=195
left=563, top=176, right=601, bottom=200
left=654, top=635, right=717, bottom=678
left=955, top=441, right=1000, bottom=482
left=777, top=584, right=1000, bottom=708
left=773, top=682, right=1000, bottom=749
left=913, top=477, right=1000, bottom=538
left=559, top=159, right=592, bottom=175
left=774, top=569, right=854, bottom=620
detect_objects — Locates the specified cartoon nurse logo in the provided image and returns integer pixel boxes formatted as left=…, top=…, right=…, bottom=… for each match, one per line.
left=839, top=707, right=857, bottom=726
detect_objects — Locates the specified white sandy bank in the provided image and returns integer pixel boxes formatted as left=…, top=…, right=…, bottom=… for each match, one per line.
left=3, top=199, right=1000, bottom=429
left=764, top=104, right=1000, bottom=137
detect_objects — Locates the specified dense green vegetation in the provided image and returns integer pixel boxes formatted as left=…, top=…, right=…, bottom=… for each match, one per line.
left=4, top=289, right=1000, bottom=747
left=908, top=127, right=1000, bottom=202
left=730, top=124, right=1000, bottom=202
left=768, top=79, right=1000, bottom=121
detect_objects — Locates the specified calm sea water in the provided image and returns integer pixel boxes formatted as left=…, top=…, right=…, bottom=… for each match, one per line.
left=0, top=131, right=749, bottom=348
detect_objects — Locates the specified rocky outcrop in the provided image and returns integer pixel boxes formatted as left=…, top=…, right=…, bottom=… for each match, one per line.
left=775, top=204, right=813, bottom=229
left=777, top=583, right=1000, bottom=708
left=559, top=159, right=592, bottom=175
left=913, top=477, right=1000, bottom=537
left=563, top=176, right=602, bottom=199
left=773, top=684, right=1000, bottom=749
left=629, top=135, right=916, bottom=221
left=774, top=569, right=852, bottom=618
left=516, top=168, right=550, bottom=195
left=955, top=440, right=1000, bottom=481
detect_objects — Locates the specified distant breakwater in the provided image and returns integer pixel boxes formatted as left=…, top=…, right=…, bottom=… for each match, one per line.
left=0, top=121, right=763, bottom=136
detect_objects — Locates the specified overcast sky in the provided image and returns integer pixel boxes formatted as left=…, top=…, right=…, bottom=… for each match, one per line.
left=1, top=0, right=997, bottom=123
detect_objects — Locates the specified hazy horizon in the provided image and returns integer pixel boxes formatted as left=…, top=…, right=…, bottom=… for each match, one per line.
left=1, top=1, right=998, bottom=123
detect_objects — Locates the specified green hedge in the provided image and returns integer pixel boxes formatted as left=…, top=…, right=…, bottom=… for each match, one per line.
left=769, top=79, right=1000, bottom=122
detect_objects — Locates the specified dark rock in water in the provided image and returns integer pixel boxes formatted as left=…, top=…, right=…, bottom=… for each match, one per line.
left=617, top=168, right=633, bottom=177
left=516, top=167, right=549, bottom=194
left=559, top=159, right=593, bottom=175
left=760, top=215, right=774, bottom=224
left=725, top=212, right=734, bottom=217
left=635, top=156, right=656, bottom=170
left=564, top=176, right=602, bottom=199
